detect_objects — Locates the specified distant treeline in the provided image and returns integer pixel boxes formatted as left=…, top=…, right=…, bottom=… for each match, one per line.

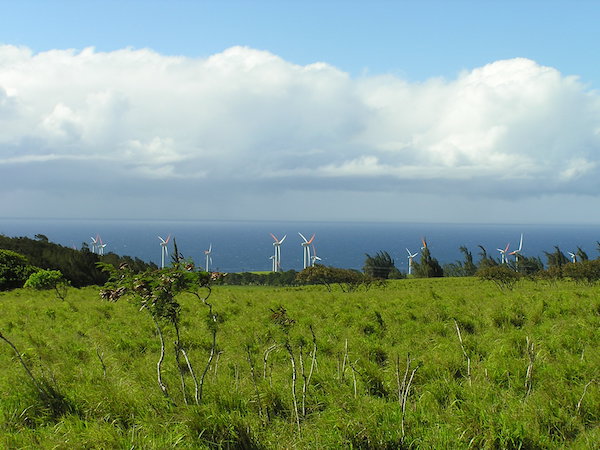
left=0, top=234, right=157, bottom=288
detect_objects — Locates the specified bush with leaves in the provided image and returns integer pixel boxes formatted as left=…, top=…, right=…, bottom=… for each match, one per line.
left=296, top=265, right=373, bottom=292
left=0, top=249, right=37, bottom=290
left=477, top=265, right=522, bottom=290
left=24, top=269, right=65, bottom=290
left=99, top=260, right=220, bottom=405
left=562, top=260, right=600, bottom=284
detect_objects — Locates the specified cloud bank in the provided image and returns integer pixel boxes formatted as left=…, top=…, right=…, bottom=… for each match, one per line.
left=1, top=45, right=599, bottom=219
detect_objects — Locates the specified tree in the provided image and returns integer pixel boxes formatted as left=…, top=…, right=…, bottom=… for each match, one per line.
left=477, top=265, right=522, bottom=290
left=0, top=250, right=37, bottom=290
left=297, top=265, right=373, bottom=292
left=444, top=246, right=477, bottom=277
left=99, top=259, right=221, bottom=405
left=413, top=246, right=443, bottom=278
left=544, top=246, right=569, bottom=269
left=477, top=245, right=498, bottom=269
left=363, top=251, right=395, bottom=279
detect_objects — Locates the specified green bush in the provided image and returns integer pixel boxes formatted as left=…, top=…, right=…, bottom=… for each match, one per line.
left=24, top=269, right=66, bottom=290
left=562, top=260, right=600, bottom=284
left=0, top=249, right=36, bottom=290
left=477, top=265, right=522, bottom=290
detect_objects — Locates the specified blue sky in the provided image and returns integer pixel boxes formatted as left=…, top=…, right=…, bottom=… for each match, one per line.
left=1, top=1, right=600, bottom=223
left=4, top=0, right=599, bottom=82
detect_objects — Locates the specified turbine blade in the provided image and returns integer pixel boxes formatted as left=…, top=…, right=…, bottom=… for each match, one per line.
left=518, top=233, right=523, bottom=251
left=298, top=232, right=308, bottom=242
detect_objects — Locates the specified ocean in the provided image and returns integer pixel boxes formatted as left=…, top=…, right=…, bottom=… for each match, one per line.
left=0, top=218, right=598, bottom=273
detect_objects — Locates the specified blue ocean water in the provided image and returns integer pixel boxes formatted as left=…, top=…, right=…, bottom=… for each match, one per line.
left=0, top=218, right=598, bottom=273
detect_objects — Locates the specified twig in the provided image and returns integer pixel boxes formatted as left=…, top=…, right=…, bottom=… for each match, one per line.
left=285, top=342, right=301, bottom=433
left=246, top=345, right=265, bottom=422
left=576, top=380, right=595, bottom=414
left=454, top=319, right=471, bottom=386
left=524, top=336, right=535, bottom=397
left=96, top=347, right=107, bottom=378
left=341, top=339, right=349, bottom=382
left=151, top=317, right=169, bottom=399
left=263, top=344, right=279, bottom=383
left=181, top=348, right=199, bottom=405
left=0, top=331, right=46, bottom=396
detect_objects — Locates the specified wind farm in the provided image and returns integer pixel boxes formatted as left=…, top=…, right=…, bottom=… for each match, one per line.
left=60, top=224, right=595, bottom=276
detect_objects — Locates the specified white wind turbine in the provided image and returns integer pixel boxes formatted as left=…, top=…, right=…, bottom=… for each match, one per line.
left=204, top=244, right=212, bottom=272
left=298, top=232, right=315, bottom=269
left=90, top=235, right=99, bottom=254
left=97, top=235, right=107, bottom=256
left=310, top=245, right=322, bottom=267
left=497, top=243, right=510, bottom=264
left=509, top=233, right=524, bottom=265
left=270, top=233, right=286, bottom=272
left=567, top=251, right=577, bottom=263
left=406, top=248, right=418, bottom=275
left=158, top=235, right=171, bottom=269
left=269, top=255, right=276, bottom=272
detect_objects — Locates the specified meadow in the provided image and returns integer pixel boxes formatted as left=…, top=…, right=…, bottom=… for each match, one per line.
left=0, top=277, right=598, bottom=448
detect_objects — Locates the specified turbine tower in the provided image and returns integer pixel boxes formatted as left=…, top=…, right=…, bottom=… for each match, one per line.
left=270, top=233, right=286, bottom=272
left=298, top=232, right=315, bottom=269
left=97, top=235, right=107, bottom=256
left=310, top=245, right=322, bottom=267
left=269, top=255, right=276, bottom=272
left=90, top=235, right=99, bottom=254
left=204, top=244, right=212, bottom=272
left=158, top=235, right=171, bottom=269
left=497, top=243, right=510, bottom=264
left=509, top=233, right=524, bottom=265
left=406, top=248, right=418, bottom=275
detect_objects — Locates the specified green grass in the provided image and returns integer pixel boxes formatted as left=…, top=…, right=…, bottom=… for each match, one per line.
left=1, top=278, right=599, bottom=448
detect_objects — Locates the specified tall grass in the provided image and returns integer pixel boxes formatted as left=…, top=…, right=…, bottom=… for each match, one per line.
left=1, top=278, right=598, bottom=448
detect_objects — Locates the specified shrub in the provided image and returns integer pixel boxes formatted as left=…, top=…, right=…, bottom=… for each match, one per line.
left=0, top=250, right=37, bottom=290
left=296, top=265, right=372, bottom=291
left=562, top=260, right=600, bottom=284
left=477, top=265, right=522, bottom=290
left=24, top=269, right=66, bottom=290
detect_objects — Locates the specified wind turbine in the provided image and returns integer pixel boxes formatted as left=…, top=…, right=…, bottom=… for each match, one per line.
left=158, top=235, right=171, bottom=269
left=298, top=233, right=316, bottom=269
left=421, top=237, right=428, bottom=250
left=97, top=235, right=107, bottom=256
left=310, top=245, right=322, bottom=267
left=567, top=251, right=577, bottom=263
left=270, top=233, right=286, bottom=272
left=497, top=243, right=510, bottom=264
left=509, top=233, right=524, bottom=265
left=406, top=248, right=418, bottom=275
left=90, top=235, right=99, bottom=254
left=204, top=244, right=212, bottom=272
left=269, top=255, right=276, bottom=272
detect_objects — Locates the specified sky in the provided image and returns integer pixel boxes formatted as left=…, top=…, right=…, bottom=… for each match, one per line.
left=1, top=0, right=600, bottom=224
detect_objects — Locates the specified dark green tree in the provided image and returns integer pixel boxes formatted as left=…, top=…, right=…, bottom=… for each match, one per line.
left=0, top=250, right=37, bottom=290
left=413, top=243, right=443, bottom=278
left=363, top=251, right=395, bottom=279
left=477, top=245, right=498, bottom=269
left=544, top=246, right=569, bottom=269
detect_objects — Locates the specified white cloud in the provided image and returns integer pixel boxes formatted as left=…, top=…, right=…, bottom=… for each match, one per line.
left=0, top=45, right=599, bottom=220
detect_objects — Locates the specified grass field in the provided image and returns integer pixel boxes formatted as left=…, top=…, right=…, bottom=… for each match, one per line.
left=1, top=277, right=598, bottom=448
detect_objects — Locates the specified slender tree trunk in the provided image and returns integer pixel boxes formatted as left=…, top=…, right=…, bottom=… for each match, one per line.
left=151, top=316, right=169, bottom=399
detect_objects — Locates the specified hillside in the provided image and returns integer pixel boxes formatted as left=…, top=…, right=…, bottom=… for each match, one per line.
left=0, top=277, right=598, bottom=448
left=0, top=234, right=157, bottom=287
